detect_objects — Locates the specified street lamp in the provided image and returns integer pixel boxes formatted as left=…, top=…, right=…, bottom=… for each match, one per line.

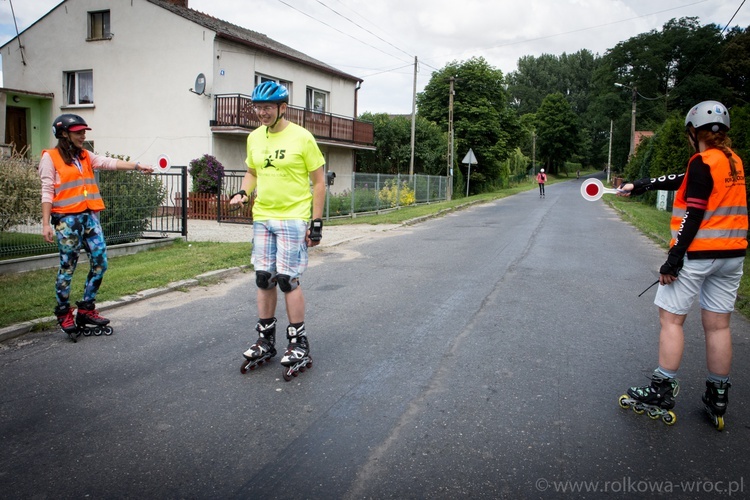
left=614, top=82, right=637, bottom=159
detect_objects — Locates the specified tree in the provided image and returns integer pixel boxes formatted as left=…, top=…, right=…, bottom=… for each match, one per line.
left=417, top=56, right=521, bottom=194
left=535, top=93, right=579, bottom=174
left=355, top=113, right=448, bottom=175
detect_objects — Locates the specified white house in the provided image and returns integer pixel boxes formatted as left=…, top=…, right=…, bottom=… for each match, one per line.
left=0, top=0, right=374, bottom=182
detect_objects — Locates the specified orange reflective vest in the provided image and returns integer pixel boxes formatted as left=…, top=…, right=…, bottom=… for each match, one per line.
left=671, top=148, right=747, bottom=257
left=46, top=148, right=106, bottom=214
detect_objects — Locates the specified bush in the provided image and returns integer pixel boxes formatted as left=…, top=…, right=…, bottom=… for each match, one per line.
left=189, top=154, right=224, bottom=194
left=99, top=153, right=167, bottom=244
left=0, top=154, right=42, bottom=231
left=379, top=179, right=416, bottom=208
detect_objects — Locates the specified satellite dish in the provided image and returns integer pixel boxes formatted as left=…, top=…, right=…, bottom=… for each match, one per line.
left=194, top=73, right=206, bottom=95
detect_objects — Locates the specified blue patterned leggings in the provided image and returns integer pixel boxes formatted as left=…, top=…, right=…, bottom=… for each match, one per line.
left=53, top=212, right=108, bottom=307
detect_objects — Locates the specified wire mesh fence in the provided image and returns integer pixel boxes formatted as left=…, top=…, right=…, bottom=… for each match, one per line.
left=1, top=164, right=450, bottom=261
left=1, top=167, right=187, bottom=260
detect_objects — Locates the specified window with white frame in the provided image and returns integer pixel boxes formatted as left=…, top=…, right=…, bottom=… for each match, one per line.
left=65, top=70, right=94, bottom=106
left=88, top=10, right=111, bottom=40
left=254, top=75, right=292, bottom=100
left=306, top=87, right=328, bottom=113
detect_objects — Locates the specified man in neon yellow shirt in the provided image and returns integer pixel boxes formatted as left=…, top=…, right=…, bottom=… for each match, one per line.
left=230, top=81, right=325, bottom=380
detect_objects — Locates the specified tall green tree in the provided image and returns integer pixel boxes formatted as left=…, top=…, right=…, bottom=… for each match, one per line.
left=417, top=56, right=521, bottom=194
left=535, top=93, right=579, bottom=174
left=355, top=113, right=448, bottom=175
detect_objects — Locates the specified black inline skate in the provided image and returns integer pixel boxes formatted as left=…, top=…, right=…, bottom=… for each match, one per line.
left=281, top=324, right=312, bottom=381
left=702, top=379, right=731, bottom=431
left=241, top=318, right=277, bottom=374
left=75, top=300, right=113, bottom=336
left=618, top=372, right=679, bottom=425
left=55, top=304, right=81, bottom=342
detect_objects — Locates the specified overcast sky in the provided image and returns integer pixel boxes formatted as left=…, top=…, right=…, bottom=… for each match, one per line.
left=1, top=0, right=748, bottom=114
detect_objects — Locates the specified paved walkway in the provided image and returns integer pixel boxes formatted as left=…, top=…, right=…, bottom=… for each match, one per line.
left=186, top=219, right=400, bottom=246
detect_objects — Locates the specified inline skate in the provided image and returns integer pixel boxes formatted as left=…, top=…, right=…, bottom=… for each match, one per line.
left=55, top=304, right=81, bottom=342
left=75, top=300, right=113, bottom=336
left=281, top=324, right=312, bottom=381
left=618, top=372, right=679, bottom=425
left=241, top=318, right=277, bottom=373
left=702, top=379, right=730, bottom=431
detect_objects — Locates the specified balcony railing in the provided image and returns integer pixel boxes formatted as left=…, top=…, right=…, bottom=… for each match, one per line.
left=212, top=93, right=374, bottom=145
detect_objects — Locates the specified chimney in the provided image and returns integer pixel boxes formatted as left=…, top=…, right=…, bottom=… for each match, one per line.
left=164, top=0, right=188, bottom=7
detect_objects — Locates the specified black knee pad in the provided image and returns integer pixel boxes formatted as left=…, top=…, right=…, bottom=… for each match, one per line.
left=276, top=274, right=299, bottom=293
left=256, top=270, right=277, bottom=290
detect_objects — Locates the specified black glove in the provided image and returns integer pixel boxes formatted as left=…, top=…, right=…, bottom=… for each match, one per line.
left=630, top=178, right=653, bottom=196
left=230, top=190, right=248, bottom=200
left=309, top=218, right=323, bottom=242
left=659, top=252, right=684, bottom=277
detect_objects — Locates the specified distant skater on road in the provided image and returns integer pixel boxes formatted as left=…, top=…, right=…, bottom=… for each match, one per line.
left=230, top=81, right=326, bottom=380
left=617, top=101, right=747, bottom=430
left=536, top=169, right=547, bottom=197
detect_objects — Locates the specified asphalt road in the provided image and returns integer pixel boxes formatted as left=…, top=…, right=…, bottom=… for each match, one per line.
left=2, top=175, right=749, bottom=499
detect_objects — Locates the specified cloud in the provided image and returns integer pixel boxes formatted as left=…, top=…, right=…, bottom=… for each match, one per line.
left=2, top=0, right=749, bottom=114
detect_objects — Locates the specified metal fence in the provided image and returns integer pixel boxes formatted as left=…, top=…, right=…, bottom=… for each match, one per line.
left=1, top=166, right=450, bottom=260
left=219, top=170, right=451, bottom=221
left=0, top=167, right=187, bottom=260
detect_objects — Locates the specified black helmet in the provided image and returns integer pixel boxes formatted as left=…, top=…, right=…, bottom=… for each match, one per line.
left=52, top=114, right=91, bottom=138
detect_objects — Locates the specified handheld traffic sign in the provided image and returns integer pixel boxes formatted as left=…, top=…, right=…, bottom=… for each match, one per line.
left=156, top=154, right=171, bottom=173
left=581, top=178, right=621, bottom=201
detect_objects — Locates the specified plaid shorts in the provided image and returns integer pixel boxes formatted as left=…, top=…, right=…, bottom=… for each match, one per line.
left=251, top=220, right=309, bottom=278
left=655, top=256, right=744, bottom=315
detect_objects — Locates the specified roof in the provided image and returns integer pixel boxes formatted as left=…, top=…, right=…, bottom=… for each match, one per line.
left=147, top=0, right=362, bottom=83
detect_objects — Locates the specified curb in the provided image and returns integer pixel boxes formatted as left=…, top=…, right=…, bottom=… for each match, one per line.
left=0, top=266, right=248, bottom=343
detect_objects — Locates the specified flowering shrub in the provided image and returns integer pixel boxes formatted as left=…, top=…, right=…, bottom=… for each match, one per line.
left=379, top=180, right=416, bottom=208
left=189, top=154, right=224, bottom=194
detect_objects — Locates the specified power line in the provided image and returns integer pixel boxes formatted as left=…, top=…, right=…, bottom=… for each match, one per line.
left=274, top=0, right=412, bottom=64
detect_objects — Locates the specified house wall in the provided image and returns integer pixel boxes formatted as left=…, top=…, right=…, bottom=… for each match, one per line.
left=2, top=0, right=363, bottom=182
left=2, top=0, right=214, bottom=165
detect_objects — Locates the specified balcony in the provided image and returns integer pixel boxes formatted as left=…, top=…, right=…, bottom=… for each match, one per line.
left=212, top=93, right=374, bottom=146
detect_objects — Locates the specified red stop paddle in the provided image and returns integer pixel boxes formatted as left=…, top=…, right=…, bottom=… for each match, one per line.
left=580, top=178, right=621, bottom=201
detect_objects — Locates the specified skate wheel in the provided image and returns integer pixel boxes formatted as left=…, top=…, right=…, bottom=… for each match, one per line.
left=283, top=368, right=293, bottom=382
left=647, top=409, right=661, bottom=420
left=618, top=395, right=630, bottom=409
left=240, top=359, right=251, bottom=374
left=662, top=411, right=677, bottom=426
left=93, top=327, right=103, bottom=336
left=82, top=327, right=92, bottom=337
left=102, top=326, right=113, bottom=336
left=714, top=415, right=724, bottom=431
left=632, top=405, right=645, bottom=415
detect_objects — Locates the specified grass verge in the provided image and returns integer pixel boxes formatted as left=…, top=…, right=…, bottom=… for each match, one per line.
left=0, top=240, right=251, bottom=328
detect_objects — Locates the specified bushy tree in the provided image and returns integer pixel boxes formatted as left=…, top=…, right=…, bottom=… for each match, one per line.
left=535, top=93, right=579, bottom=174
left=355, top=113, right=448, bottom=175
left=417, top=56, right=521, bottom=194
left=0, top=154, right=41, bottom=231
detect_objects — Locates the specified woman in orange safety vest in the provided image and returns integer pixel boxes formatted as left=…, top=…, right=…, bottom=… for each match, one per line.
left=39, top=114, right=154, bottom=339
left=617, top=101, right=747, bottom=430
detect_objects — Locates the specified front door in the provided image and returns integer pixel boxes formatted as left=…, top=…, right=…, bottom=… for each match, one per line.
left=5, top=106, right=28, bottom=156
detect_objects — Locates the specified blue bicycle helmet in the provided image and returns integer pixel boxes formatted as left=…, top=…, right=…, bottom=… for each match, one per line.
left=251, top=81, right=289, bottom=104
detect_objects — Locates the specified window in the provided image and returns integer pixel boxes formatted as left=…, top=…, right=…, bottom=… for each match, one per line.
left=88, top=10, right=111, bottom=40
left=306, top=88, right=328, bottom=113
left=65, top=70, right=94, bottom=106
left=254, top=75, right=292, bottom=99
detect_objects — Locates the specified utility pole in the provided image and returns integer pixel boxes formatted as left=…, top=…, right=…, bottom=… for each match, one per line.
left=629, top=85, right=636, bottom=159
left=607, top=119, right=613, bottom=184
left=409, top=56, right=417, bottom=175
left=447, top=76, right=455, bottom=199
